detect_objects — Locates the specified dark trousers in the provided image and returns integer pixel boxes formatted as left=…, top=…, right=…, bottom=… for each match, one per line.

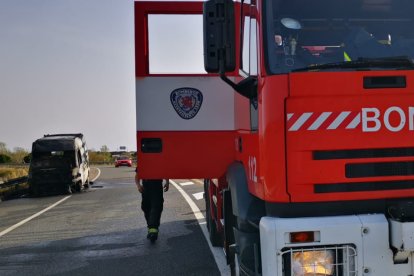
left=141, top=180, right=164, bottom=229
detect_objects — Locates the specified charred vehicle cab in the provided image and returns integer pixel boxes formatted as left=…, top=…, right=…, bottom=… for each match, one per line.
left=28, top=134, right=90, bottom=196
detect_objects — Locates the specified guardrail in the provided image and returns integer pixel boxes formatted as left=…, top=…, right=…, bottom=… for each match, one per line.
left=0, top=176, right=29, bottom=200
left=0, top=164, right=29, bottom=168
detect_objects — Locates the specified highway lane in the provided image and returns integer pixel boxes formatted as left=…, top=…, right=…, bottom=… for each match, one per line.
left=0, top=166, right=223, bottom=276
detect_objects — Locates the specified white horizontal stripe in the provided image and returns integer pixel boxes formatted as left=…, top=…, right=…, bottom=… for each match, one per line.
left=308, top=112, right=332, bottom=130
left=346, top=113, right=361, bottom=129
left=289, top=112, right=313, bottom=131
left=328, top=111, right=351, bottom=130
left=180, top=181, right=194, bottom=186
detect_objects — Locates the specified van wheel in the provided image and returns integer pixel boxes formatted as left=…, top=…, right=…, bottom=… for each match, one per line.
left=84, top=178, right=90, bottom=189
left=74, top=181, right=82, bottom=193
left=65, top=184, right=72, bottom=195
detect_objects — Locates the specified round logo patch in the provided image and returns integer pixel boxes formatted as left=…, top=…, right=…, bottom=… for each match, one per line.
left=170, top=87, right=203, bottom=120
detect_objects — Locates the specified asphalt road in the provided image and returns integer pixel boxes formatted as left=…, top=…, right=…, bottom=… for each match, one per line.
left=0, top=166, right=225, bottom=276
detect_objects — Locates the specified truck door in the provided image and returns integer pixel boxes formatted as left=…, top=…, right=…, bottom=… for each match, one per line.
left=135, top=2, right=237, bottom=179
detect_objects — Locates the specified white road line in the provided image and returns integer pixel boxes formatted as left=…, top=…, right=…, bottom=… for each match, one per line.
left=170, top=180, right=230, bottom=276
left=91, top=167, right=101, bottom=182
left=193, top=192, right=204, bottom=200
left=180, top=181, right=194, bottom=186
left=0, top=196, right=72, bottom=238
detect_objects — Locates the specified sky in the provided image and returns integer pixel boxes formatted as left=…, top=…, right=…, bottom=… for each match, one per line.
left=0, top=0, right=136, bottom=152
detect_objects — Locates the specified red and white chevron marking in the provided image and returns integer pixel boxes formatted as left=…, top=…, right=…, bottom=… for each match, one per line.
left=287, top=111, right=361, bottom=131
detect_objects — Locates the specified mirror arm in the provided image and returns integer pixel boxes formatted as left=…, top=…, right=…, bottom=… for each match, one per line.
left=219, top=49, right=257, bottom=99
left=220, top=74, right=257, bottom=99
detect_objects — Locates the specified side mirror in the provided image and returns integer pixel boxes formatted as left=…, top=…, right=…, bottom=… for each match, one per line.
left=203, top=0, right=236, bottom=73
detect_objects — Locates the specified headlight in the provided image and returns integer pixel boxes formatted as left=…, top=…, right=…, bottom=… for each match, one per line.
left=282, top=245, right=357, bottom=276
left=292, top=250, right=334, bottom=275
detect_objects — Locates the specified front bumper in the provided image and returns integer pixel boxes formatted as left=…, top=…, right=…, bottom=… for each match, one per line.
left=260, top=214, right=414, bottom=276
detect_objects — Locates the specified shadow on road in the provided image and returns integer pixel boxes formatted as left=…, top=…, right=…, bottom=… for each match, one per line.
left=0, top=220, right=221, bottom=276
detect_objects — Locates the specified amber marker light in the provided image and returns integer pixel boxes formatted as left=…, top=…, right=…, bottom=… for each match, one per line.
left=290, top=231, right=315, bottom=243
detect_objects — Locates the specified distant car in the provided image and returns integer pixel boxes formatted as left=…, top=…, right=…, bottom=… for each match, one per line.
left=115, top=156, right=132, bottom=167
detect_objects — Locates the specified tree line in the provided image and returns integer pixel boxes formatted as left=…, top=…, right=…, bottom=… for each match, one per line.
left=0, top=142, right=30, bottom=164
left=0, top=142, right=135, bottom=164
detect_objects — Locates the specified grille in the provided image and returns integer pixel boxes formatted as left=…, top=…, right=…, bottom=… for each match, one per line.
left=313, top=147, right=414, bottom=160
left=315, top=180, right=414, bottom=193
left=281, top=245, right=357, bottom=276
left=312, top=148, right=414, bottom=193
left=346, top=161, right=414, bottom=178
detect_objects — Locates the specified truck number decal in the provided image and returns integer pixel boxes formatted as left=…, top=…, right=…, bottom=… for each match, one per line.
left=248, top=156, right=258, bottom=183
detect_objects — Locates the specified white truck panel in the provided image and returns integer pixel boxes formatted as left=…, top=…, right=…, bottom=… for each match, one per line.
left=260, top=214, right=413, bottom=276
left=136, top=77, right=239, bottom=131
left=390, top=219, right=414, bottom=251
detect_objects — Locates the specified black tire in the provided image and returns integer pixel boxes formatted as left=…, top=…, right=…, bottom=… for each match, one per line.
left=208, top=212, right=222, bottom=246
left=224, top=190, right=239, bottom=276
left=64, top=183, right=72, bottom=195
left=225, top=193, right=257, bottom=276
left=230, top=252, right=240, bottom=276
left=234, top=217, right=260, bottom=276
left=84, top=178, right=90, bottom=189
left=74, top=181, right=83, bottom=193
left=223, top=190, right=236, bottom=260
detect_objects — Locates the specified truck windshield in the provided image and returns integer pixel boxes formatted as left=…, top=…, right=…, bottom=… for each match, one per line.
left=264, top=0, right=414, bottom=74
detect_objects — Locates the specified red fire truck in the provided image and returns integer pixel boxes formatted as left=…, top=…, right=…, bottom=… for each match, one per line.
left=135, top=0, right=414, bottom=275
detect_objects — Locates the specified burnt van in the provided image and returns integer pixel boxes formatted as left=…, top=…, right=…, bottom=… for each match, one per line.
left=28, top=134, right=90, bottom=196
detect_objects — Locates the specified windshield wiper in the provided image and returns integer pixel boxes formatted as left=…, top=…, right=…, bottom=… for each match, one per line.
left=292, top=56, right=414, bottom=72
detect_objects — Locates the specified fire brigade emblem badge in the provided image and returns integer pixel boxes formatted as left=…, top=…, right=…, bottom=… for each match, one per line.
left=170, top=87, right=203, bottom=120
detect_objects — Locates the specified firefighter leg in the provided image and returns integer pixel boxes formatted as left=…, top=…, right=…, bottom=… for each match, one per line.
left=142, top=180, right=164, bottom=242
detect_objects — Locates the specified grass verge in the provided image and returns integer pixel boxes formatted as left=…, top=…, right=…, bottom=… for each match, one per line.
left=0, top=167, right=29, bottom=183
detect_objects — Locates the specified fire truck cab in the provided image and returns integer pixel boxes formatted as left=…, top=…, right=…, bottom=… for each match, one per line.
left=135, top=0, right=414, bottom=275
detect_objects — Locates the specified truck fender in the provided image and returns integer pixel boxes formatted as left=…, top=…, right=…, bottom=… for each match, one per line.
left=226, top=162, right=265, bottom=222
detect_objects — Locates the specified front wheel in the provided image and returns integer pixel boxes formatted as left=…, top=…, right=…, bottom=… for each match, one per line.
left=64, top=183, right=73, bottom=195
left=84, top=177, right=90, bottom=189
left=230, top=252, right=240, bottom=276
left=75, top=180, right=85, bottom=193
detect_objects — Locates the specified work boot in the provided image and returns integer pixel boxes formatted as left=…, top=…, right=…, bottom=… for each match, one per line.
left=147, top=228, right=158, bottom=243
